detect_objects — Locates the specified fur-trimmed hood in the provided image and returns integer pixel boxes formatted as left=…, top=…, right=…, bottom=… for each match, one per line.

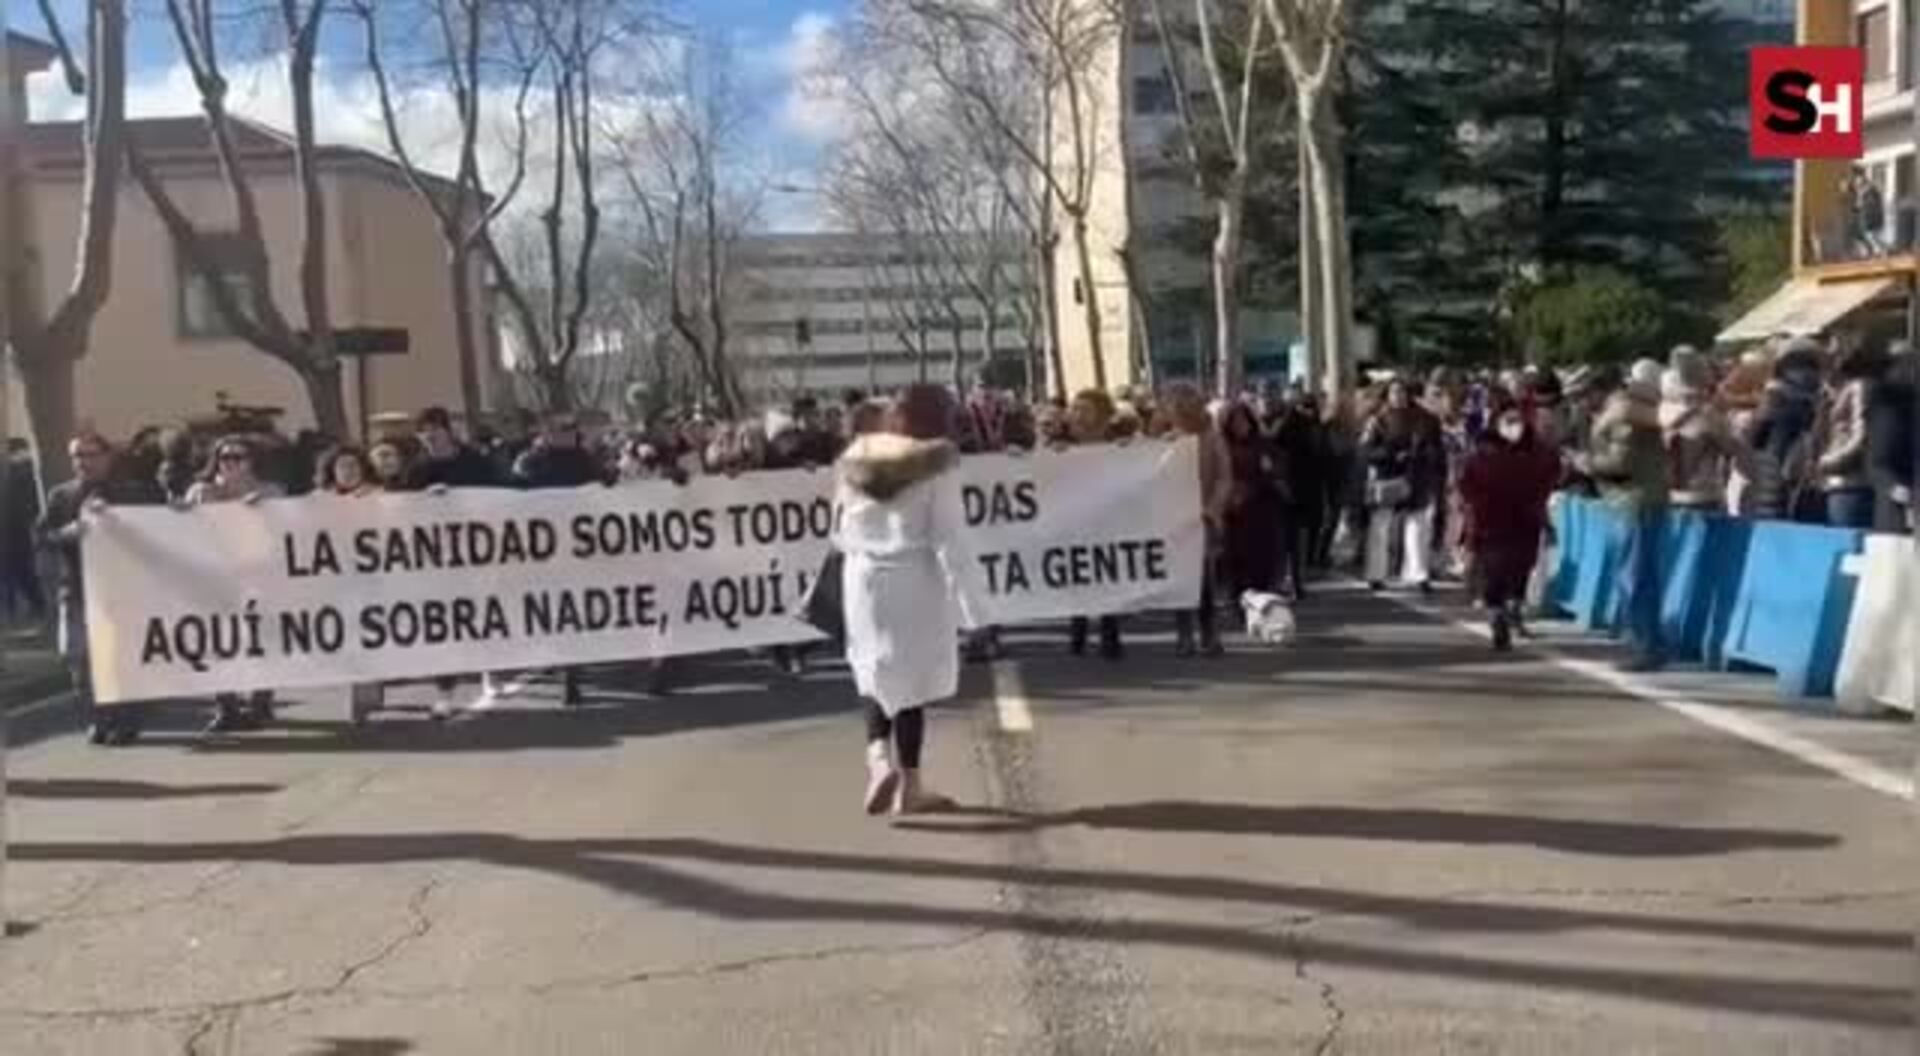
left=836, top=433, right=959, bottom=501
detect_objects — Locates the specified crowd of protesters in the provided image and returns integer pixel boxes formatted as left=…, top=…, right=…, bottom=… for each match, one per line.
left=13, top=329, right=1914, bottom=750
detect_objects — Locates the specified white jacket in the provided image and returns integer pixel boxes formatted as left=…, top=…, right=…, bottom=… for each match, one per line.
left=834, top=434, right=977, bottom=716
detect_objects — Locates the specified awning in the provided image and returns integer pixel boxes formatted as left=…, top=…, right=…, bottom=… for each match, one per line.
left=1716, top=274, right=1902, bottom=345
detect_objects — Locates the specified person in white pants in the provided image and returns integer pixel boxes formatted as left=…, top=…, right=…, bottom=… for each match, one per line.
left=1366, top=500, right=1435, bottom=589
left=1360, top=377, right=1446, bottom=592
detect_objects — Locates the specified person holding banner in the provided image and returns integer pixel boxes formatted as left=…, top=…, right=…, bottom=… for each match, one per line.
left=837, top=384, right=977, bottom=816
left=513, top=413, right=615, bottom=707
left=1159, top=383, right=1229, bottom=656
left=316, top=446, right=391, bottom=721
left=182, top=436, right=286, bottom=733
left=36, top=433, right=166, bottom=746
left=1063, top=389, right=1126, bottom=660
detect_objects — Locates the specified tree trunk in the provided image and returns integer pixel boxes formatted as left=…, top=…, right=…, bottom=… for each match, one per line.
left=1212, top=171, right=1247, bottom=397
left=1037, top=239, right=1065, bottom=400
left=16, top=339, right=78, bottom=487
left=1070, top=212, right=1107, bottom=392
left=1297, top=127, right=1324, bottom=394
left=301, top=359, right=351, bottom=438
left=950, top=320, right=966, bottom=390
left=1303, top=90, right=1355, bottom=406
left=1540, top=0, right=1570, bottom=267
left=448, top=244, right=484, bottom=426
left=541, top=364, right=576, bottom=414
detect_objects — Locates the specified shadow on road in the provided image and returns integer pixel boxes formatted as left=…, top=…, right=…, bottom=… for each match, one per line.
left=291, top=1044, right=412, bottom=1056
left=6, top=778, right=283, bottom=799
left=295, top=1039, right=414, bottom=1056
left=6, top=830, right=1904, bottom=1027
left=896, top=801, right=1839, bottom=857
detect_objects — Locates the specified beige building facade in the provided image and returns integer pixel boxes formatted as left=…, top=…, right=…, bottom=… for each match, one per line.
left=13, top=103, right=490, bottom=443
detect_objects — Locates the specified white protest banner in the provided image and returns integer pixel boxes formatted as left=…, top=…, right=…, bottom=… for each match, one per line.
left=83, top=438, right=1200, bottom=702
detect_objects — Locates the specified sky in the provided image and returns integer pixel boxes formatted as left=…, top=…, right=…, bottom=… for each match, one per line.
left=6, top=0, right=851, bottom=231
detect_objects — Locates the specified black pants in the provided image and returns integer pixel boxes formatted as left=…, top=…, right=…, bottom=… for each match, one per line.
left=1173, top=573, right=1217, bottom=642
left=1069, top=615, right=1122, bottom=653
left=864, top=699, right=925, bottom=769
left=1479, top=546, right=1536, bottom=611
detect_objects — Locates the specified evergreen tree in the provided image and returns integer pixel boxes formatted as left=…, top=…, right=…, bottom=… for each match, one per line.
left=1399, top=0, right=1778, bottom=335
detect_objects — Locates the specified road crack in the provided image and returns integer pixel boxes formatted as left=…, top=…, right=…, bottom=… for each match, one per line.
left=0, top=875, right=445, bottom=1028
left=521, top=927, right=998, bottom=998
left=1281, top=917, right=1345, bottom=1056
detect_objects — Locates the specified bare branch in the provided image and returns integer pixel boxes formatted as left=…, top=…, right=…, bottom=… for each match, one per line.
left=34, top=0, right=89, bottom=94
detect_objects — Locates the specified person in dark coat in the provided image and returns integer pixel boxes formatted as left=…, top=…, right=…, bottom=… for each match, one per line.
left=403, top=406, right=501, bottom=719
left=404, top=406, right=502, bottom=491
left=511, top=413, right=608, bottom=706
left=513, top=413, right=612, bottom=489
left=2, top=440, right=44, bottom=624
left=1271, top=392, right=1329, bottom=592
left=37, top=433, right=167, bottom=744
left=1868, top=341, right=1915, bottom=532
left=1219, top=402, right=1284, bottom=597
left=1744, top=340, right=1826, bottom=521
left=1459, top=395, right=1563, bottom=650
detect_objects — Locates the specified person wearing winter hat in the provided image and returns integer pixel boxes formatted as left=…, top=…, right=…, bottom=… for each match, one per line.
left=1661, top=347, right=1757, bottom=512
left=1743, top=338, right=1828, bottom=520
left=1580, top=360, right=1670, bottom=671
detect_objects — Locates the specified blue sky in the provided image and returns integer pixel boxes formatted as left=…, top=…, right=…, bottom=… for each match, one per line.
left=8, top=0, right=849, bottom=229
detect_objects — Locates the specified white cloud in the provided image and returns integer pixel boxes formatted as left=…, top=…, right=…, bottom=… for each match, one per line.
left=26, top=54, right=556, bottom=208
left=773, top=12, right=851, bottom=145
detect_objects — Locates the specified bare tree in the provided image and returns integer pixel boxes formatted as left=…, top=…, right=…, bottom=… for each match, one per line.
left=863, top=0, right=1118, bottom=391
left=614, top=34, right=757, bottom=417
left=475, top=0, right=631, bottom=413
left=351, top=0, right=541, bottom=424
left=126, top=0, right=349, bottom=435
left=1259, top=0, right=1353, bottom=402
left=7, top=0, right=128, bottom=484
left=1145, top=0, right=1270, bottom=396
left=823, top=25, right=1041, bottom=393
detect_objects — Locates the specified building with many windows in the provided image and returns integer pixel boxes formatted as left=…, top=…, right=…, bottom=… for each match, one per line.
left=1720, top=0, right=1916, bottom=343
left=731, top=232, right=1036, bottom=403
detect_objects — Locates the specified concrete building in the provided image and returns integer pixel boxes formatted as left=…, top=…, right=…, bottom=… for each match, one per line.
left=6, top=46, right=491, bottom=443
left=1047, top=11, right=1212, bottom=396
left=731, top=232, right=1035, bottom=403
left=1720, top=0, right=1916, bottom=343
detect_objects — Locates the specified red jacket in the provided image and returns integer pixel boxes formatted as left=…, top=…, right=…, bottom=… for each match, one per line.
left=1459, top=435, right=1561, bottom=554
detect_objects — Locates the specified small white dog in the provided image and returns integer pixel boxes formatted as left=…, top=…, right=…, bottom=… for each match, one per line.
left=1239, top=590, right=1297, bottom=644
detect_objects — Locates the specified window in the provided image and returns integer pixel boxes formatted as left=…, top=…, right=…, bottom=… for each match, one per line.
left=1133, top=75, right=1175, bottom=115
left=176, top=233, right=257, bottom=341
left=1858, top=6, right=1891, bottom=84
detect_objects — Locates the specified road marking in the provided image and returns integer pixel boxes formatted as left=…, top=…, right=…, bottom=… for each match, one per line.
left=990, top=660, right=1034, bottom=733
left=1387, top=593, right=1914, bottom=803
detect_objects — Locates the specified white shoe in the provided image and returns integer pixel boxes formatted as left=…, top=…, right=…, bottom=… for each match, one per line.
left=864, top=740, right=899, bottom=816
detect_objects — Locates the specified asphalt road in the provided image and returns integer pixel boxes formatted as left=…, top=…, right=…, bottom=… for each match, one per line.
left=0, top=588, right=1911, bottom=1055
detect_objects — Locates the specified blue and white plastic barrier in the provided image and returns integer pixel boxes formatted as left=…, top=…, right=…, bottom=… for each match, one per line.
left=1548, top=496, right=1880, bottom=705
left=1835, top=534, right=1915, bottom=715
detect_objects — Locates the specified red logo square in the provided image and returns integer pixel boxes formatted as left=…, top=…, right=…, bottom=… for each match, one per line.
left=1750, top=46, right=1865, bottom=159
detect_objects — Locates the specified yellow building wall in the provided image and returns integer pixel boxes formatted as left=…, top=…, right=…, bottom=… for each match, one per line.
left=24, top=161, right=483, bottom=442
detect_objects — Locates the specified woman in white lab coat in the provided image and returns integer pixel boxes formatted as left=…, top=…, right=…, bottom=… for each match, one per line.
left=836, top=384, right=976, bottom=815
